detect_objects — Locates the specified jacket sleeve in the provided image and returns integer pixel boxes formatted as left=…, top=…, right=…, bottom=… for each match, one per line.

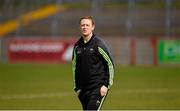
left=72, top=45, right=79, bottom=92
left=97, top=40, right=115, bottom=88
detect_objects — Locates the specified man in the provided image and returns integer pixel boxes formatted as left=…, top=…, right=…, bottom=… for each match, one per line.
left=72, top=16, right=114, bottom=110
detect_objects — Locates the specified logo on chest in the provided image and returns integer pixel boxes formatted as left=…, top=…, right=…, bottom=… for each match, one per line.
left=77, top=49, right=82, bottom=54
left=76, top=47, right=95, bottom=55
left=89, top=48, right=94, bottom=53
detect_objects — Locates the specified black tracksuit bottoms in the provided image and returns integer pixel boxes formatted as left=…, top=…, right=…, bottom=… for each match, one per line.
left=78, top=87, right=108, bottom=110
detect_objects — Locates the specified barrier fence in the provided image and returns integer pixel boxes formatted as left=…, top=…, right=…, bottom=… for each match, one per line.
left=7, top=38, right=75, bottom=63
left=0, top=37, right=179, bottom=65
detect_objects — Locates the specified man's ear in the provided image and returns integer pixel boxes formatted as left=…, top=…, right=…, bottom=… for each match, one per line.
left=92, top=24, right=95, bottom=30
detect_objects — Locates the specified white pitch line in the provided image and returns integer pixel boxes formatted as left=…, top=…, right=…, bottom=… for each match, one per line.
left=0, top=92, right=74, bottom=100
left=0, top=88, right=179, bottom=100
left=113, top=88, right=180, bottom=94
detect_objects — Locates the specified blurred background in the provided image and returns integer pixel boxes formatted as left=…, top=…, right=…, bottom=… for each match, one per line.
left=0, top=0, right=179, bottom=110
left=0, top=0, right=179, bottom=64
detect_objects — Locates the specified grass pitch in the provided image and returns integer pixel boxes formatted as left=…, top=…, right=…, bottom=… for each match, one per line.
left=0, top=63, right=179, bottom=110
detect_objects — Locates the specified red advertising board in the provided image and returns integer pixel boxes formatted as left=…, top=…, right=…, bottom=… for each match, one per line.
left=8, top=38, right=75, bottom=63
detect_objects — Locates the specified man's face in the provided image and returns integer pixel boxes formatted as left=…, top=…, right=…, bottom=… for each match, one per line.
left=80, top=19, right=95, bottom=37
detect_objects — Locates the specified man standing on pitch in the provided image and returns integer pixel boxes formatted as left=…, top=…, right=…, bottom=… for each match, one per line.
left=72, top=16, right=114, bottom=110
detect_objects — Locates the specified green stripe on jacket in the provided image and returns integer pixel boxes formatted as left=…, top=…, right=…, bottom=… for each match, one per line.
left=98, top=47, right=114, bottom=87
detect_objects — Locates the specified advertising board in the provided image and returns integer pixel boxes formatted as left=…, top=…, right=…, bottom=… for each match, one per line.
left=158, top=40, right=180, bottom=64
left=8, top=38, right=75, bottom=63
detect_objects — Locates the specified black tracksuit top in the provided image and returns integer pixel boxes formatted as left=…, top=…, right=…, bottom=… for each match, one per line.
left=72, top=34, right=114, bottom=92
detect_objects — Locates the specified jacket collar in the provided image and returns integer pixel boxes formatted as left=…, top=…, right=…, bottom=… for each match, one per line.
left=80, top=33, right=95, bottom=45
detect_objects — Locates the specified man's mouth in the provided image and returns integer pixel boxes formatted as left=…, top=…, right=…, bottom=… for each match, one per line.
left=83, top=30, right=87, bottom=33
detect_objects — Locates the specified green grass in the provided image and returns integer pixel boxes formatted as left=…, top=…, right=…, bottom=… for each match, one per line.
left=0, top=63, right=179, bottom=110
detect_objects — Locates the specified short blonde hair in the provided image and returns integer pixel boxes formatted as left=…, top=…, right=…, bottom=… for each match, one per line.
left=79, top=16, right=95, bottom=25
